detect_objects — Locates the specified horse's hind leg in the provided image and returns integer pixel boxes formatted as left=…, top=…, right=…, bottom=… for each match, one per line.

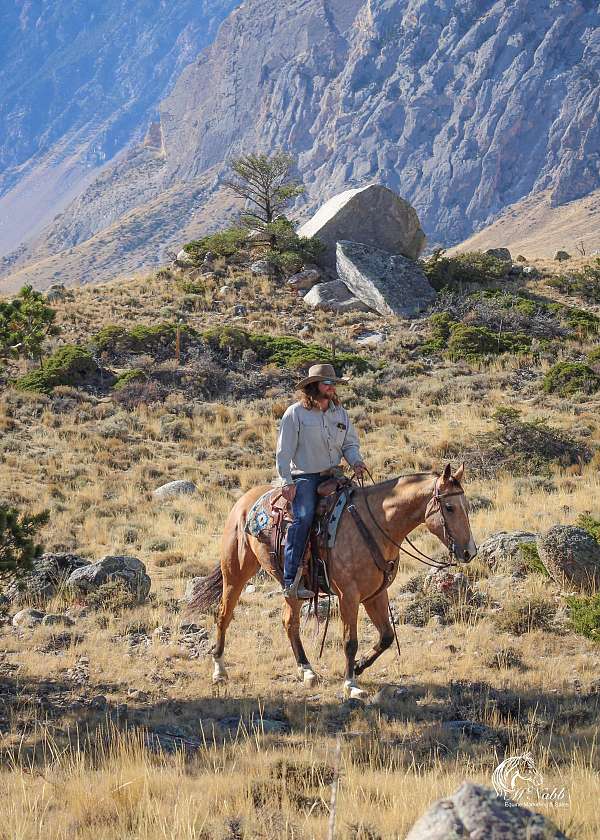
left=354, top=591, right=395, bottom=677
left=212, top=528, right=258, bottom=684
left=282, top=599, right=317, bottom=687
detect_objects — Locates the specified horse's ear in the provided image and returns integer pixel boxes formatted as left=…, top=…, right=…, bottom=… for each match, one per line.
left=442, top=463, right=452, bottom=483
left=453, top=463, right=465, bottom=482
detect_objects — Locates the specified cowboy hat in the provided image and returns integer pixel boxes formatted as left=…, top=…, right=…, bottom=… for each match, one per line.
left=297, top=363, right=349, bottom=389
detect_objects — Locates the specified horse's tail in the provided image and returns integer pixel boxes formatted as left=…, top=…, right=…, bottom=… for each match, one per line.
left=186, top=564, right=223, bottom=613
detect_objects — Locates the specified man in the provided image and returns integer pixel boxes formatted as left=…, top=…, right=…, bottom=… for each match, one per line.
left=275, top=363, right=367, bottom=599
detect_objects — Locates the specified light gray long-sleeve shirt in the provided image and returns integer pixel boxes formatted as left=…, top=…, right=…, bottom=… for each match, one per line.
left=275, top=401, right=363, bottom=485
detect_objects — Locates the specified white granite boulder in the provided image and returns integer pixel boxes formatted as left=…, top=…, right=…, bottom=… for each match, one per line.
left=298, top=184, right=426, bottom=270
left=67, top=555, right=151, bottom=602
left=153, top=480, right=198, bottom=500
left=406, top=782, right=569, bottom=840
left=303, top=279, right=369, bottom=313
left=336, top=240, right=435, bottom=318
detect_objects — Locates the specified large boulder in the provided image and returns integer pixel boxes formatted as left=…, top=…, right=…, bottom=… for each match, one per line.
left=336, top=240, right=436, bottom=318
left=153, top=480, right=198, bottom=500
left=537, top=525, right=600, bottom=593
left=478, top=532, right=538, bottom=575
left=5, top=553, right=90, bottom=606
left=298, top=184, right=426, bottom=270
left=485, top=247, right=512, bottom=263
left=287, top=269, right=321, bottom=290
left=406, top=782, right=569, bottom=840
left=67, top=555, right=151, bottom=602
left=303, top=279, right=369, bottom=313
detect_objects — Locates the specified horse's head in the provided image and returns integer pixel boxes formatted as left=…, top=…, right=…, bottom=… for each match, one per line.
left=424, top=463, right=477, bottom=563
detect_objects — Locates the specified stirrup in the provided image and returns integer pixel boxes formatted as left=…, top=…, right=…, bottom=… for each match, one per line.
left=283, top=568, right=315, bottom=600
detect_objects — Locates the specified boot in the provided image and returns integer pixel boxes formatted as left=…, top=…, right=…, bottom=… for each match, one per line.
left=282, top=567, right=314, bottom=600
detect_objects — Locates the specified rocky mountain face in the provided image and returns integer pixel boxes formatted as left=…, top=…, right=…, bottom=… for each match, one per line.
left=0, top=0, right=239, bottom=256
left=2, top=0, right=599, bottom=289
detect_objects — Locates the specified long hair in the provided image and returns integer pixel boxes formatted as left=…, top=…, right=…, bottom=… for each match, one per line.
left=295, top=382, right=341, bottom=409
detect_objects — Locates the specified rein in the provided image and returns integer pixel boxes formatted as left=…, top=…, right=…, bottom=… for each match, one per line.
left=358, top=468, right=462, bottom=572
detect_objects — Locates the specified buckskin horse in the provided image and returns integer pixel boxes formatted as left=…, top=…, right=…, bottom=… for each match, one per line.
left=188, top=464, right=477, bottom=699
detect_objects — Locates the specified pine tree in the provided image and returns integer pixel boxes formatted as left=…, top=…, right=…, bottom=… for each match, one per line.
left=0, top=505, right=49, bottom=579
left=0, top=285, right=59, bottom=368
left=223, top=152, right=304, bottom=230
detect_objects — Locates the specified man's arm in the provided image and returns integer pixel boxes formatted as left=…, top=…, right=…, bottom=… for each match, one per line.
left=341, top=410, right=364, bottom=468
left=275, top=408, right=299, bottom=486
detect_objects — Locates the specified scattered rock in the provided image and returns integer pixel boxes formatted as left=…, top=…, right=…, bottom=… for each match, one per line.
left=484, top=247, right=512, bottom=262
left=537, top=525, right=600, bottom=593
left=45, top=283, right=70, bottom=302
left=67, top=555, right=151, bottom=603
left=353, top=330, right=386, bottom=347
left=303, top=279, right=369, bottom=313
left=5, top=553, right=89, bottom=606
left=405, top=781, right=569, bottom=840
left=516, top=255, right=527, bottom=262
left=422, top=570, right=473, bottom=602
left=298, top=184, right=426, bottom=270
left=287, top=269, right=321, bottom=290
left=234, top=304, right=247, bottom=316
left=41, top=613, right=76, bottom=627
left=369, top=684, right=409, bottom=708
left=153, top=480, right=198, bottom=500
left=336, top=240, right=435, bottom=318
left=478, top=531, right=538, bottom=575
left=12, top=608, right=45, bottom=628
left=554, top=250, right=571, bottom=261
left=522, top=265, right=539, bottom=276
left=176, top=249, right=195, bottom=266
left=127, top=688, right=149, bottom=702
left=250, top=259, right=277, bottom=276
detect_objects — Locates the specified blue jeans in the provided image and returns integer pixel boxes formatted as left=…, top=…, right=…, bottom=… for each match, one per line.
left=283, top=473, right=328, bottom=587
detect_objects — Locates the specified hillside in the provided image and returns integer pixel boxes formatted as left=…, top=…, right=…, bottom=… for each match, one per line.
left=2, top=0, right=599, bottom=290
left=0, top=0, right=239, bottom=259
left=451, top=188, right=600, bottom=259
left=0, top=246, right=599, bottom=836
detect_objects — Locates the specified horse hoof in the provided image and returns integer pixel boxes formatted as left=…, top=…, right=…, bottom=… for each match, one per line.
left=298, top=667, right=317, bottom=687
left=344, top=682, right=367, bottom=701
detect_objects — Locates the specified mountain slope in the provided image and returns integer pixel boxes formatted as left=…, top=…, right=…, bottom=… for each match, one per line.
left=450, top=187, right=600, bottom=259
left=2, top=0, right=599, bottom=289
left=0, top=0, right=239, bottom=257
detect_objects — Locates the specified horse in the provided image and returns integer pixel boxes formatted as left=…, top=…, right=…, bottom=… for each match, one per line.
left=188, top=463, right=477, bottom=699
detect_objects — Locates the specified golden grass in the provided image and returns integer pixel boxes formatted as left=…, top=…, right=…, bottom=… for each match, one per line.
left=0, top=264, right=599, bottom=837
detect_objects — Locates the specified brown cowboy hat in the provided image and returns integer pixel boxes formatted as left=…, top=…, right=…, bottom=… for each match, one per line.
left=297, top=363, right=349, bottom=389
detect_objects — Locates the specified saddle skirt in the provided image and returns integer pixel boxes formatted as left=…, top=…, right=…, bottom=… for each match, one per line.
left=243, top=483, right=352, bottom=589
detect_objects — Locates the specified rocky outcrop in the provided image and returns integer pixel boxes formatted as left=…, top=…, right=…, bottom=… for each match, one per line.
left=67, top=555, right=151, bottom=602
left=302, top=279, right=368, bottom=313
left=336, top=241, right=435, bottom=318
left=406, top=782, right=569, bottom=840
left=298, top=185, right=425, bottom=270
left=478, top=531, right=538, bottom=576
left=0, top=0, right=238, bottom=259
left=3, top=0, right=600, bottom=289
left=5, top=553, right=89, bottom=606
left=537, top=526, right=600, bottom=593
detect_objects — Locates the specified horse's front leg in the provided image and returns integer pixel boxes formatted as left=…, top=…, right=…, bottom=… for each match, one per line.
left=339, top=591, right=367, bottom=700
left=354, top=591, right=395, bottom=677
left=282, top=599, right=317, bottom=687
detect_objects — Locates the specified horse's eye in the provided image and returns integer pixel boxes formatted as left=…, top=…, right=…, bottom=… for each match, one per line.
left=445, top=504, right=454, bottom=512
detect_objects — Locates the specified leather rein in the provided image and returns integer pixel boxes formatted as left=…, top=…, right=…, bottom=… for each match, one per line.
left=357, top=469, right=464, bottom=572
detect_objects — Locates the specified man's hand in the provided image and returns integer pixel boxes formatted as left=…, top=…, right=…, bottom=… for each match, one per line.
left=281, top=483, right=297, bottom=502
left=353, top=461, right=368, bottom=479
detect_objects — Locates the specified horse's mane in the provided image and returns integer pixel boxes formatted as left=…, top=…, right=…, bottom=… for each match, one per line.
left=356, top=471, right=464, bottom=497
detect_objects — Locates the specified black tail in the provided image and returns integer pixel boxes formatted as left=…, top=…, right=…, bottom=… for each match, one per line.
left=186, top=565, right=223, bottom=613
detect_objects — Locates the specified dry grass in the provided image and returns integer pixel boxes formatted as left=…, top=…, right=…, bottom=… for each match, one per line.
left=0, top=263, right=599, bottom=838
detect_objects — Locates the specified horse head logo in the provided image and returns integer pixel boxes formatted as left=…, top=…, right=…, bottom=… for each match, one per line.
left=492, top=752, right=544, bottom=799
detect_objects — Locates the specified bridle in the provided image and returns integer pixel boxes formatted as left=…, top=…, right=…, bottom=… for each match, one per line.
left=358, top=469, right=467, bottom=572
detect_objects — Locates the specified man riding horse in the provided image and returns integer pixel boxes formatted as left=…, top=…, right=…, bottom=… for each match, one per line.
left=276, top=363, right=368, bottom=599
